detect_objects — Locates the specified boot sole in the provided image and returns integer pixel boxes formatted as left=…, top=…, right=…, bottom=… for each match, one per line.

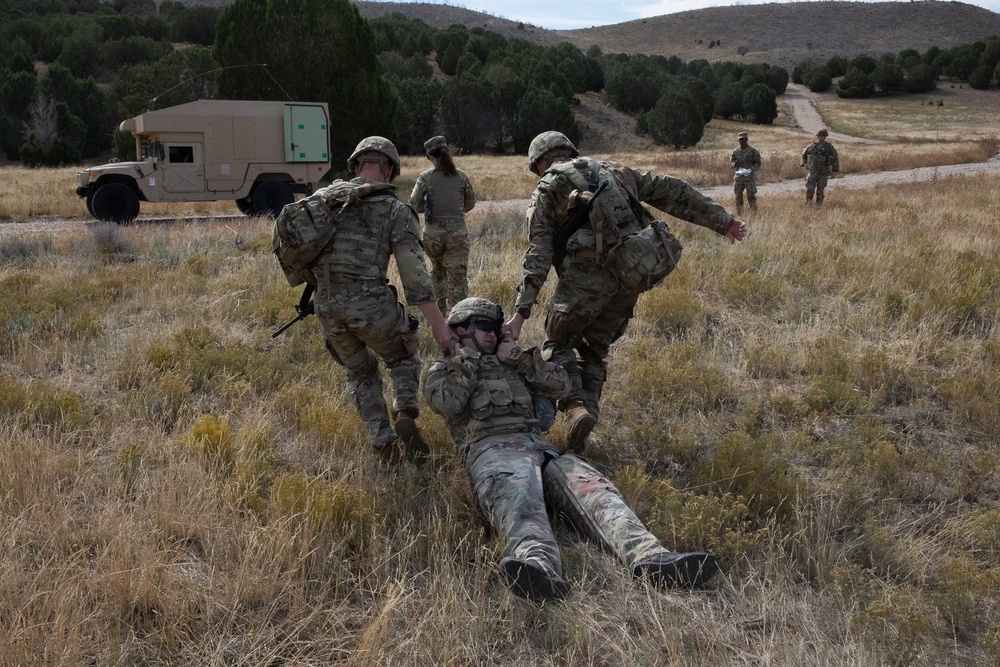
left=499, top=557, right=569, bottom=601
left=634, top=553, right=719, bottom=588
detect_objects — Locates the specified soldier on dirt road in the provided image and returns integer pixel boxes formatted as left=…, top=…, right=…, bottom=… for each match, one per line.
left=731, top=131, right=761, bottom=215
left=801, top=128, right=840, bottom=206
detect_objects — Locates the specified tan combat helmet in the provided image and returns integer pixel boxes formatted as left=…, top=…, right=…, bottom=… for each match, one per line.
left=527, top=131, right=579, bottom=175
left=348, top=136, right=401, bottom=180
left=447, top=297, right=504, bottom=327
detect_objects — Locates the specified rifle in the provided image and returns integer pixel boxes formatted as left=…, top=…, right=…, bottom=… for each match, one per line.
left=271, top=284, right=315, bottom=338
left=551, top=178, right=608, bottom=276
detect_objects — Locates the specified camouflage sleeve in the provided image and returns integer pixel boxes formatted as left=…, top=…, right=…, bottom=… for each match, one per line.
left=503, top=346, right=574, bottom=401
left=730, top=148, right=738, bottom=169
left=423, top=355, right=477, bottom=418
left=459, top=172, right=476, bottom=213
left=627, top=166, right=733, bottom=235
left=801, top=144, right=810, bottom=166
left=410, top=172, right=428, bottom=213
left=829, top=144, right=840, bottom=171
left=389, top=200, right=435, bottom=305
left=515, top=178, right=563, bottom=309
left=752, top=147, right=762, bottom=172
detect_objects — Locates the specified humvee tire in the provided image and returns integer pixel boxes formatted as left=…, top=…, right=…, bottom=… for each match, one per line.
left=251, top=181, right=294, bottom=217
left=91, top=182, right=140, bottom=224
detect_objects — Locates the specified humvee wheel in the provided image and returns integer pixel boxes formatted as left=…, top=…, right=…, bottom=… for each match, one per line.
left=91, top=182, right=140, bottom=224
left=85, top=192, right=96, bottom=217
left=235, top=196, right=257, bottom=216
left=251, top=181, right=294, bottom=217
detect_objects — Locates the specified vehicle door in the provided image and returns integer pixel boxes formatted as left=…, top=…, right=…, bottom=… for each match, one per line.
left=162, top=143, right=206, bottom=193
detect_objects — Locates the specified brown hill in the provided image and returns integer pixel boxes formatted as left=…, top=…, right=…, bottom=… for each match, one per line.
left=355, top=0, right=1000, bottom=69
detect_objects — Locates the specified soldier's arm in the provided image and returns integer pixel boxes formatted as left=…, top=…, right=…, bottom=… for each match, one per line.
left=462, top=171, right=476, bottom=212
left=409, top=173, right=428, bottom=213
left=830, top=145, right=840, bottom=172
left=515, top=181, right=562, bottom=309
left=423, top=357, right=477, bottom=418
left=390, top=202, right=436, bottom=305
left=629, top=167, right=734, bottom=236
left=752, top=148, right=762, bottom=171
left=801, top=145, right=809, bottom=167
left=502, top=345, right=574, bottom=401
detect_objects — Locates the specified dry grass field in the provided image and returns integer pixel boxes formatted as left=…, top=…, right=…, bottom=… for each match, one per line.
left=1, top=169, right=999, bottom=665
left=3, top=81, right=1000, bottom=664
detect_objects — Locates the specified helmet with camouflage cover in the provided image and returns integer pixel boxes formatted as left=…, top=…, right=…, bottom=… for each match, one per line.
left=348, top=136, right=401, bottom=180
left=447, top=297, right=504, bottom=327
left=527, top=131, right=579, bottom=175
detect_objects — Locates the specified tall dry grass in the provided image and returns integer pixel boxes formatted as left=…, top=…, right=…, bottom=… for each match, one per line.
left=1, top=168, right=999, bottom=664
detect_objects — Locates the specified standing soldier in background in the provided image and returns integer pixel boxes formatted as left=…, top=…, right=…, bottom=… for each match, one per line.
left=279, top=137, right=455, bottom=463
left=731, top=131, right=761, bottom=215
left=801, top=128, right=840, bottom=206
left=410, top=135, right=477, bottom=316
left=425, top=297, right=718, bottom=601
left=503, top=132, right=747, bottom=453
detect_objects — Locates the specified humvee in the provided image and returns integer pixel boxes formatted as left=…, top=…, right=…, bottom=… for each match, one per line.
left=76, top=99, right=331, bottom=223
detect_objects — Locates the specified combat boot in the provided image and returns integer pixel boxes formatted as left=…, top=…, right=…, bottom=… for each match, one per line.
left=394, top=415, right=429, bottom=465
left=499, top=556, right=570, bottom=601
left=564, top=402, right=596, bottom=454
left=632, top=551, right=719, bottom=588
left=374, top=423, right=402, bottom=465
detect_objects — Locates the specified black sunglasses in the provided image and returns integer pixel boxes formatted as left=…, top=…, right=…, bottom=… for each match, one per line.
left=466, top=318, right=501, bottom=334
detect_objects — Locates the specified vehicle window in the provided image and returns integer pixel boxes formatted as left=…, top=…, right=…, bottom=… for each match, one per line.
left=168, top=146, right=194, bottom=163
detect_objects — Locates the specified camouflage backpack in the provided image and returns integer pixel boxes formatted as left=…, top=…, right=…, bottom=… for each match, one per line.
left=272, top=180, right=396, bottom=287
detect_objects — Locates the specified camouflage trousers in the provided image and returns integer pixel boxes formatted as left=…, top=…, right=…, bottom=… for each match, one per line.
left=467, top=433, right=666, bottom=575
left=733, top=176, right=757, bottom=213
left=805, top=171, right=830, bottom=204
left=423, top=217, right=469, bottom=316
left=315, top=282, right=421, bottom=448
left=543, top=261, right=640, bottom=420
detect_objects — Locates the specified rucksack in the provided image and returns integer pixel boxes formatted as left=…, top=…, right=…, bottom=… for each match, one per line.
left=272, top=180, right=395, bottom=287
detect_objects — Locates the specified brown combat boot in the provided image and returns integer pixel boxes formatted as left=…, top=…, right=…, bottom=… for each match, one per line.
left=394, top=415, right=429, bottom=465
left=564, top=402, right=596, bottom=454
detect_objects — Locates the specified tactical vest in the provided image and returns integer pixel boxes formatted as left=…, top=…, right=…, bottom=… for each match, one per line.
left=458, top=354, right=536, bottom=443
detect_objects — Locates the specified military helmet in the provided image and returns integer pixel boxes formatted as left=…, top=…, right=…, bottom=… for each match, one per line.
left=527, top=131, right=579, bottom=175
left=817, top=128, right=829, bottom=137
left=348, top=136, right=401, bottom=179
left=447, top=297, right=504, bottom=327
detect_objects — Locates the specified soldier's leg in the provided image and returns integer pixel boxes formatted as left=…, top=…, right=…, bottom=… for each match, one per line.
left=747, top=179, right=758, bottom=211
left=805, top=172, right=817, bottom=204
left=468, top=438, right=568, bottom=599
left=443, top=222, right=470, bottom=311
left=422, top=225, right=449, bottom=314
left=356, top=294, right=428, bottom=461
left=323, top=335, right=395, bottom=451
left=815, top=174, right=829, bottom=206
left=575, top=291, right=640, bottom=422
left=543, top=453, right=718, bottom=587
left=733, top=181, right=745, bottom=215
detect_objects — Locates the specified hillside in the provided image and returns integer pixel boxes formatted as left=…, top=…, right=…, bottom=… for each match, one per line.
left=354, top=0, right=1000, bottom=69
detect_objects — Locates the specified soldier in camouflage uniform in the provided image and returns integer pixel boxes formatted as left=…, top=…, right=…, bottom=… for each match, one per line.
left=309, top=137, right=455, bottom=462
left=731, top=131, right=761, bottom=215
left=801, top=128, right=840, bottom=206
left=503, top=132, right=747, bottom=452
left=425, top=297, right=718, bottom=601
left=410, top=135, right=477, bottom=315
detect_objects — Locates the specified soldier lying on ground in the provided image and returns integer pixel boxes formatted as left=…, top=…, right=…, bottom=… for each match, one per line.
left=424, top=297, right=718, bottom=601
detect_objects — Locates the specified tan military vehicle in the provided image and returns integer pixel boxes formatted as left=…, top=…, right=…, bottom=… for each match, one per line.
left=76, top=99, right=331, bottom=223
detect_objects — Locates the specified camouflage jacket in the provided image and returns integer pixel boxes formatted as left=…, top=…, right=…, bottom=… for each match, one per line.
left=424, top=345, right=573, bottom=449
left=311, top=178, right=434, bottom=306
left=801, top=141, right=840, bottom=175
left=515, top=158, right=734, bottom=309
left=730, top=145, right=762, bottom=178
left=410, top=167, right=476, bottom=221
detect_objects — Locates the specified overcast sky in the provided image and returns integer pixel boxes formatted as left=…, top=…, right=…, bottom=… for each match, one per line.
left=411, top=0, right=1000, bottom=30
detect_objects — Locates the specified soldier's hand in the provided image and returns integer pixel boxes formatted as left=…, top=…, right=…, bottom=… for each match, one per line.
left=725, top=218, right=748, bottom=244
left=431, top=320, right=458, bottom=351
left=502, top=314, right=525, bottom=340
left=496, top=334, right=515, bottom=361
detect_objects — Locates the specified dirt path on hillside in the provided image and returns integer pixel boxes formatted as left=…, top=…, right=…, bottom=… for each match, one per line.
left=783, top=83, right=879, bottom=144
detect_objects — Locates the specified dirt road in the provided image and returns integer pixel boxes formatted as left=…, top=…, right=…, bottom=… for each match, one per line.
left=782, top=83, right=879, bottom=144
